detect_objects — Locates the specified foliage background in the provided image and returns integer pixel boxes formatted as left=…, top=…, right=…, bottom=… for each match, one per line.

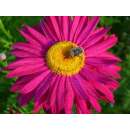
left=0, top=16, right=130, bottom=114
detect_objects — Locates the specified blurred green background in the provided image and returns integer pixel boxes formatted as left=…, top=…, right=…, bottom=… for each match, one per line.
left=0, top=16, right=130, bottom=114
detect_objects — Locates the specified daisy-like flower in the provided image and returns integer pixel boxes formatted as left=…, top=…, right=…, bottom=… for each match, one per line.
left=7, top=16, right=121, bottom=114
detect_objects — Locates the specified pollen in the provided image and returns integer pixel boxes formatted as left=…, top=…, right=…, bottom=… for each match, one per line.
left=46, top=41, right=85, bottom=76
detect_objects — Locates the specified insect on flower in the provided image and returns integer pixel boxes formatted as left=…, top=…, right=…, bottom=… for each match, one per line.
left=7, top=16, right=121, bottom=114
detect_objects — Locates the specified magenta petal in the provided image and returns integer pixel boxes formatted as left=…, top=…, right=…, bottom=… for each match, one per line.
left=86, top=35, right=118, bottom=56
left=13, top=42, right=42, bottom=51
left=64, top=77, right=74, bottom=114
left=41, top=17, right=58, bottom=41
left=98, top=65, right=121, bottom=79
left=86, top=57, right=119, bottom=66
left=18, top=90, right=34, bottom=106
left=88, top=52, right=121, bottom=62
left=93, top=81, right=114, bottom=103
left=49, top=76, right=61, bottom=113
left=20, top=30, right=42, bottom=46
left=10, top=73, right=39, bottom=92
left=75, top=96, right=91, bottom=114
left=87, top=94, right=101, bottom=112
left=56, top=76, right=66, bottom=112
left=77, top=16, right=100, bottom=43
left=62, top=16, right=70, bottom=40
left=7, top=58, right=44, bottom=69
left=49, top=16, right=62, bottom=40
left=71, top=76, right=89, bottom=101
left=83, top=27, right=109, bottom=47
left=24, top=25, right=50, bottom=45
left=73, top=16, right=88, bottom=42
left=7, top=63, right=46, bottom=78
left=12, top=43, right=42, bottom=56
left=19, top=70, right=50, bottom=94
left=11, top=50, right=40, bottom=58
left=71, top=75, right=101, bottom=112
left=34, top=73, right=53, bottom=102
left=11, top=83, right=24, bottom=92
left=69, top=16, right=81, bottom=41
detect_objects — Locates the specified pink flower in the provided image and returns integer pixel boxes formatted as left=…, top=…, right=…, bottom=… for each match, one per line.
left=7, top=16, right=121, bottom=114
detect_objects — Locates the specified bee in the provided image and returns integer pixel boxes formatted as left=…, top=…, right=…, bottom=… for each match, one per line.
left=69, top=47, right=83, bottom=57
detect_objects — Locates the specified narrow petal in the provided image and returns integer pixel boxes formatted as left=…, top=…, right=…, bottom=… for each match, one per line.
left=24, top=25, right=50, bottom=46
left=13, top=42, right=42, bottom=51
left=20, top=30, right=42, bottom=46
left=7, top=58, right=44, bottom=69
left=73, top=16, right=88, bottom=42
left=77, top=16, right=100, bottom=44
left=12, top=43, right=42, bottom=56
left=19, top=70, right=50, bottom=94
left=86, top=35, right=118, bottom=56
left=7, top=63, right=46, bottom=78
left=71, top=75, right=101, bottom=112
left=83, top=27, right=110, bottom=47
left=56, top=76, right=66, bottom=112
left=49, top=76, right=61, bottom=113
left=41, top=17, right=58, bottom=41
left=62, top=16, right=70, bottom=40
left=49, top=16, right=62, bottom=40
left=18, top=90, right=34, bottom=106
left=69, top=16, right=81, bottom=41
left=86, top=57, right=119, bottom=66
left=11, top=50, right=40, bottom=58
left=34, top=73, right=54, bottom=102
left=75, top=96, right=91, bottom=114
left=93, top=81, right=114, bottom=103
left=64, top=77, right=74, bottom=114
left=11, top=73, right=39, bottom=92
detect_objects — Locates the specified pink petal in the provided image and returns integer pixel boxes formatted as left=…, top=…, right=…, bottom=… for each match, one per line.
left=88, top=52, right=121, bottom=61
left=41, top=17, right=58, bottom=41
left=56, top=76, right=66, bottom=112
left=12, top=43, right=42, bottom=56
left=86, top=57, right=119, bottom=66
left=98, top=65, right=121, bottom=79
left=7, top=58, right=44, bottom=69
left=92, top=81, right=114, bottom=103
left=64, top=77, right=74, bottom=114
left=72, top=75, right=101, bottom=112
left=49, top=76, right=61, bottom=113
left=75, top=96, right=91, bottom=114
left=73, top=16, right=88, bottom=42
left=7, top=63, right=46, bottom=78
left=34, top=73, right=54, bottom=102
left=69, top=16, right=81, bottom=41
left=11, top=50, right=40, bottom=58
left=86, top=35, right=118, bottom=56
left=62, top=16, right=70, bottom=40
left=19, top=70, right=50, bottom=94
left=11, top=73, right=39, bottom=92
left=77, top=16, right=100, bottom=44
left=20, top=30, right=42, bottom=46
left=18, top=90, right=34, bottom=106
left=87, top=94, right=101, bottom=112
left=49, top=16, right=62, bottom=40
left=13, top=42, right=42, bottom=51
left=24, top=25, right=50, bottom=45
left=83, top=27, right=110, bottom=48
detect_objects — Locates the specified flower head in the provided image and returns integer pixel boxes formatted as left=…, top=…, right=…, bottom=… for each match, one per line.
left=7, top=16, right=121, bottom=114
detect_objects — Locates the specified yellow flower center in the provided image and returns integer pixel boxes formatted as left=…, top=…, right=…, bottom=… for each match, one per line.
left=46, top=41, right=85, bottom=76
